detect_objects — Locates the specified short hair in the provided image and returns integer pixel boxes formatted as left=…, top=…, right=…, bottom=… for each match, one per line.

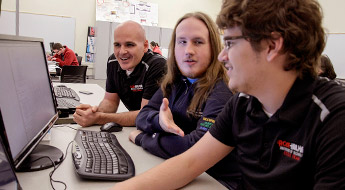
left=216, top=0, right=326, bottom=79
left=320, top=54, right=337, bottom=80
left=161, top=12, right=228, bottom=117
left=150, top=41, right=156, bottom=47
left=52, top=43, right=63, bottom=50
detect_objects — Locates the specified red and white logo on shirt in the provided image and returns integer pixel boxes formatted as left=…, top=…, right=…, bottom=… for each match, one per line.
left=277, top=140, right=304, bottom=161
left=130, top=84, right=143, bottom=92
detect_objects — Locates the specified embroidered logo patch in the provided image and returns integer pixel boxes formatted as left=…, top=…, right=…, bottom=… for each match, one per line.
left=277, top=140, right=304, bottom=161
left=130, top=84, right=143, bottom=92
left=200, top=117, right=215, bottom=131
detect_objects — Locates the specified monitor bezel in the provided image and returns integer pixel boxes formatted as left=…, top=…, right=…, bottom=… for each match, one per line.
left=0, top=34, right=59, bottom=169
left=0, top=109, right=23, bottom=190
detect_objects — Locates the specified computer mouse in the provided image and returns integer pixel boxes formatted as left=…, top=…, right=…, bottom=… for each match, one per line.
left=100, top=122, right=123, bottom=132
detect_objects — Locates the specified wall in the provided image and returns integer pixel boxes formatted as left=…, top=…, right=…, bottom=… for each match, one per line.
left=318, top=0, right=345, bottom=33
left=1, top=0, right=222, bottom=62
left=2, top=0, right=345, bottom=76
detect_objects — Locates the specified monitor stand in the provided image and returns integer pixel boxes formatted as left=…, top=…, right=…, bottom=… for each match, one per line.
left=16, top=144, right=63, bottom=172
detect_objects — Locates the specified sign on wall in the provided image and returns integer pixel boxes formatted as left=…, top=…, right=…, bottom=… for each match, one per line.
left=96, top=0, right=158, bottom=26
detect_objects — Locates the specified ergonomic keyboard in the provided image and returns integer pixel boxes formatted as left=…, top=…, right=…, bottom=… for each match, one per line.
left=72, top=129, right=135, bottom=181
left=54, top=85, right=80, bottom=101
left=54, top=85, right=80, bottom=114
left=56, top=98, right=80, bottom=112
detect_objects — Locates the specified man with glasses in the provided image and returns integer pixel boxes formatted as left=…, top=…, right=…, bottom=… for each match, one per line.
left=47, top=42, right=79, bottom=67
left=111, top=0, right=345, bottom=189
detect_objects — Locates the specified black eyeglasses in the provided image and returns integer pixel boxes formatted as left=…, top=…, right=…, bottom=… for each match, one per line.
left=223, top=36, right=250, bottom=50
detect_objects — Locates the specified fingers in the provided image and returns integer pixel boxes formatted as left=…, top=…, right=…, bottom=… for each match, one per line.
left=91, top=105, right=98, bottom=112
left=73, top=108, right=93, bottom=127
left=167, top=124, right=185, bottom=137
left=76, top=104, right=92, bottom=109
left=160, top=98, right=169, bottom=111
left=129, top=130, right=143, bottom=143
left=73, top=112, right=88, bottom=127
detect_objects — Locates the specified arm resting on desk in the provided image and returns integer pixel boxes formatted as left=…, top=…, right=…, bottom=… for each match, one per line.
left=74, top=92, right=149, bottom=127
left=97, top=92, right=120, bottom=113
left=111, top=132, right=233, bottom=190
left=97, top=93, right=149, bottom=126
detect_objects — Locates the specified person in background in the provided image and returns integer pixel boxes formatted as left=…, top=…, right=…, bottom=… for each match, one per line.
left=130, top=12, right=241, bottom=189
left=47, top=43, right=79, bottom=67
left=150, top=41, right=162, bottom=55
left=73, top=21, right=167, bottom=127
left=319, top=54, right=337, bottom=79
left=111, top=0, right=345, bottom=189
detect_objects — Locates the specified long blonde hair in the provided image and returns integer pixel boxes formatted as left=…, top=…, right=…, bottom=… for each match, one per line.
left=161, top=12, right=229, bottom=117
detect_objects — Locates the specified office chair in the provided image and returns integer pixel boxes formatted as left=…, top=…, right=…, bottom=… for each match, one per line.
left=77, top=56, right=83, bottom=66
left=60, top=65, right=88, bottom=83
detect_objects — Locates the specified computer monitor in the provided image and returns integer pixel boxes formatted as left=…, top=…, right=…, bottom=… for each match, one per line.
left=0, top=109, right=23, bottom=190
left=0, top=34, right=63, bottom=172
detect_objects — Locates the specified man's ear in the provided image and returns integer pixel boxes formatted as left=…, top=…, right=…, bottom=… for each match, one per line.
left=144, top=40, right=149, bottom=53
left=267, top=32, right=283, bottom=62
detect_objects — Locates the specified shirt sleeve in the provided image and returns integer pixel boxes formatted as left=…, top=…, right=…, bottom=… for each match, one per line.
left=56, top=50, right=75, bottom=67
left=209, top=94, right=236, bottom=147
left=105, top=55, right=117, bottom=93
left=135, top=88, right=166, bottom=133
left=136, top=81, right=233, bottom=159
left=142, top=57, right=167, bottom=100
left=313, top=107, right=345, bottom=189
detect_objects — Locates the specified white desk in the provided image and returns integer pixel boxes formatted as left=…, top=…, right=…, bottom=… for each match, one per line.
left=16, top=83, right=226, bottom=190
left=53, top=83, right=127, bottom=124
left=53, top=83, right=128, bottom=113
left=54, top=83, right=105, bottom=107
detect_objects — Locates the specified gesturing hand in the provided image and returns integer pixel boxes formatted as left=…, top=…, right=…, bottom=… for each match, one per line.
left=159, top=98, right=184, bottom=137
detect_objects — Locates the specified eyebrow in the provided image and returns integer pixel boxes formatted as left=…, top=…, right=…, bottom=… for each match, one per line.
left=223, top=36, right=249, bottom=41
left=176, top=37, right=205, bottom=41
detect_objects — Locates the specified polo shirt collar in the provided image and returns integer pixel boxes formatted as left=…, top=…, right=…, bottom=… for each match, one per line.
left=246, top=77, right=316, bottom=127
left=277, top=76, right=315, bottom=126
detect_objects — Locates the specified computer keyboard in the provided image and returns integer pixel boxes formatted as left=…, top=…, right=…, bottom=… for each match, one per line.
left=54, top=85, right=80, bottom=114
left=56, top=98, right=80, bottom=111
left=72, top=129, right=135, bottom=181
left=54, top=85, right=80, bottom=101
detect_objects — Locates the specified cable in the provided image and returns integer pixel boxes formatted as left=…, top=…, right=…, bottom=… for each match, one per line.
left=30, top=141, right=73, bottom=190
left=30, top=155, right=66, bottom=190
left=53, top=124, right=78, bottom=131
left=49, top=141, right=73, bottom=190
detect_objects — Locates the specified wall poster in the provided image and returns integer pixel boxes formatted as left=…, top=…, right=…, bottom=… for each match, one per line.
left=96, top=0, right=158, bottom=26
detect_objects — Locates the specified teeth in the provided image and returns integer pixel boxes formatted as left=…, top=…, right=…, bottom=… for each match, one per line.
left=121, top=58, right=128, bottom=60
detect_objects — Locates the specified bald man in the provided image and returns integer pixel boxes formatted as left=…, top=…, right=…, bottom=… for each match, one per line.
left=74, top=21, right=167, bottom=127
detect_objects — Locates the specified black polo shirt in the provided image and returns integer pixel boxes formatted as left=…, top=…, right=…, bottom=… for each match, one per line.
left=106, top=50, right=166, bottom=111
left=210, top=77, right=345, bottom=189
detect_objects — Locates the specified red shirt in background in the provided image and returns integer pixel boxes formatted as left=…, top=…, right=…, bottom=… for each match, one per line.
left=54, top=46, right=79, bottom=67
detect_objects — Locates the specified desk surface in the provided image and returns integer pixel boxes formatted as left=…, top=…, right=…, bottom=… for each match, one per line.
left=16, top=83, right=226, bottom=189
left=53, top=83, right=128, bottom=112
left=17, top=126, right=226, bottom=190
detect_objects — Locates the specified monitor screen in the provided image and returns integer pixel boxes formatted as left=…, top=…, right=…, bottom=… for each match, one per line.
left=0, top=34, right=60, bottom=170
left=0, top=109, right=22, bottom=190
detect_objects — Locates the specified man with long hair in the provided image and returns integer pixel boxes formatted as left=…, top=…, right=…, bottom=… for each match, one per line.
left=112, top=0, right=345, bottom=189
left=130, top=12, right=240, bottom=189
